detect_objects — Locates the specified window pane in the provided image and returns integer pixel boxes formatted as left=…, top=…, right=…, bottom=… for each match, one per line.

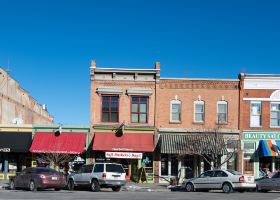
left=111, top=112, right=118, bottom=122
left=111, top=102, right=118, bottom=111
left=218, top=104, right=226, bottom=113
left=140, top=97, right=148, bottom=103
left=111, top=96, right=119, bottom=101
left=271, top=104, right=279, bottom=111
left=140, top=114, right=147, bottom=123
left=132, top=114, right=138, bottom=123
left=251, top=103, right=261, bottom=114
left=218, top=113, right=226, bottom=122
left=140, top=104, right=147, bottom=113
left=132, top=97, right=139, bottom=103
left=102, top=102, right=109, bottom=111
left=195, top=113, right=203, bottom=122
left=102, top=112, right=109, bottom=122
left=195, top=104, right=204, bottom=113
left=172, top=104, right=180, bottom=113
left=271, top=111, right=278, bottom=118
left=132, top=104, right=138, bottom=112
left=251, top=116, right=260, bottom=126
left=103, top=96, right=110, bottom=101
left=271, top=119, right=279, bottom=126
left=161, top=154, right=168, bottom=176
left=172, top=113, right=179, bottom=121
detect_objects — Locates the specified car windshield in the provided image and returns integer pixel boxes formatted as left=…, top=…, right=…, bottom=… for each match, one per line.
left=227, top=170, right=242, bottom=175
left=106, top=164, right=125, bottom=173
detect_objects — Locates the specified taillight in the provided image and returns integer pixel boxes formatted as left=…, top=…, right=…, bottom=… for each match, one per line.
left=239, top=176, right=245, bottom=183
left=40, top=175, right=46, bottom=179
left=102, top=173, right=106, bottom=179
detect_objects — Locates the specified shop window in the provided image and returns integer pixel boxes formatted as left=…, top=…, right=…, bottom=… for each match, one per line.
left=227, top=153, right=237, bottom=171
left=131, top=96, right=148, bottom=123
left=270, top=103, right=280, bottom=127
left=171, top=155, right=178, bottom=176
left=194, top=100, right=205, bottom=123
left=217, top=101, right=228, bottom=123
left=250, top=102, right=261, bottom=127
left=244, top=159, right=254, bottom=174
left=170, top=100, right=181, bottom=122
left=275, top=158, right=280, bottom=171
left=102, top=96, right=119, bottom=122
left=161, top=154, right=168, bottom=176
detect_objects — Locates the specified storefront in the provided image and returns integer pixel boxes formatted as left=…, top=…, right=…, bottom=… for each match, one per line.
left=92, top=132, right=154, bottom=182
left=0, top=132, right=32, bottom=180
left=157, top=132, right=238, bottom=183
left=29, top=132, right=87, bottom=172
left=242, top=131, right=280, bottom=178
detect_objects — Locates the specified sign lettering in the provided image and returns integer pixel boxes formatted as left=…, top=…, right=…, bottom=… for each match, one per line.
left=243, top=132, right=280, bottom=140
left=105, top=152, right=143, bottom=159
left=0, top=148, right=11, bottom=152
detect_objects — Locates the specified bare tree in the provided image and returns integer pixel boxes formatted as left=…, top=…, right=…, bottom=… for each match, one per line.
left=38, top=153, right=76, bottom=170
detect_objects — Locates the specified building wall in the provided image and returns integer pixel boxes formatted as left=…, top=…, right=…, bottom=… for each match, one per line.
left=0, top=68, right=53, bottom=125
left=156, top=79, right=240, bottom=129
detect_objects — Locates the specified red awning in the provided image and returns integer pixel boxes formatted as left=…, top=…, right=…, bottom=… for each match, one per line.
left=29, top=132, right=86, bottom=154
left=92, top=132, right=154, bottom=152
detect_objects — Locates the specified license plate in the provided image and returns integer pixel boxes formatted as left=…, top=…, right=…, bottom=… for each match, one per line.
left=52, top=176, right=58, bottom=180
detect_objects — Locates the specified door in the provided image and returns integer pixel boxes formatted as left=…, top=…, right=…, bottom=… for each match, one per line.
left=193, top=171, right=214, bottom=189
left=93, top=164, right=104, bottom=180
left=81, top=165, right=94, bottom=185
left=210, top=170, right=228, bottom=189
left=74, top=165, right=86, bottom=185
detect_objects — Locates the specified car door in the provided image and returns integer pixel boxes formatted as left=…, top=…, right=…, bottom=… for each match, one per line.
left=193, top=171, right=214, bottom=189
left=210, top=170, right=228, bottom=189
left=81, top=165, right=94, bottom=185
left=74, top=165, right=86, bottom=185
left=269, top=172, right=280, bottom=190
left=14, top=169, right=27, bottom=188
left=93, top=164, right=104, bottom=181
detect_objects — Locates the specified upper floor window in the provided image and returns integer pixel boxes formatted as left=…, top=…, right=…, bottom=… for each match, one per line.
left=102, top=96, right=119, bottom=122
left=170, top=100, right=181, bottom=122
left=217, top=101, right=228, bottom=124
left=131, top=96, right=148, bottom=123
left=271, top=103, right=280, bottom=127
left=194, top=100, right=205, bottom=123
left=250, top=102, right=261, bottom=127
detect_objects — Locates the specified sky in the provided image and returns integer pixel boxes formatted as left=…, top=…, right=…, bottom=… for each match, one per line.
left=0, top=0, right=280, bottom=125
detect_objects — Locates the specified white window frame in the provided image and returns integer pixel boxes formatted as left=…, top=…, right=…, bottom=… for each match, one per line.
left=217, top=101, right=228, bottom=124
left=194, top=100, right=205, bottom=123
left=170, top=100, right=181, bottom=122
left=250, top=101, right=261, bottom=127
left=270, top=102, right=280, bottom=128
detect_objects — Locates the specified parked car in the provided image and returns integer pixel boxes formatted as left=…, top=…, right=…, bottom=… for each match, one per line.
left=183, top=169, right=256, bottom=193
left=67, top=163, right=126, bottom=192
left=9, top=167, right=66, bottom=191
left=256, top=171, right=280, bottom=192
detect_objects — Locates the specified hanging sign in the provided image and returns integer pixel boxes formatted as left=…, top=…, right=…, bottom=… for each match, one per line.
left=105, top=152, right=143, bottom=159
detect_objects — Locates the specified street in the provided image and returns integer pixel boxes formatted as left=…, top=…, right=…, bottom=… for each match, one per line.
left=1, top=190, right=280, bottom=200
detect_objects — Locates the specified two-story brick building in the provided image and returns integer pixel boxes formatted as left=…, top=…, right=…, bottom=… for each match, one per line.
left=90, top=61, right=159, bottom=182
left=155, top=78, right=240, bottom=183
left=239, top=74, right=280, bottom=178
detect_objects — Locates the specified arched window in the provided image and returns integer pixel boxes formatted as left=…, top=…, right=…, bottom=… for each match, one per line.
left=170, top=100, right=181, bottom=122
left=194, top=100, right=205, bottom=123
left=217, top=101, right=228, bottom=123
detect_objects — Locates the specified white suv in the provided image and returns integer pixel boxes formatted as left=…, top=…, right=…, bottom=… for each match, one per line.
left=67, top=163, right=126, bottom=192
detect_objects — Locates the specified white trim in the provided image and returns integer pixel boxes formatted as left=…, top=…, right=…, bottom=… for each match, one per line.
left=250, top=102, right=261, bottom=128
left=243, top=98, right=278, bottom=101
left=270, top=102, right=280, bottom=128
left=161, top=77, right=239, bottom=81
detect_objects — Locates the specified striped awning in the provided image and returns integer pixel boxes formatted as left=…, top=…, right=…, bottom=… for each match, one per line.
left=259, top=140, right=280, bottom=157
left=159, top=134, right=226, bottom=155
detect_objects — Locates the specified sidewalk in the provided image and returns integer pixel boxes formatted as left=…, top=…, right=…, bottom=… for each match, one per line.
left=0, top=180, right=9, bottom=190
left=122, top=182, right=170, bottom=192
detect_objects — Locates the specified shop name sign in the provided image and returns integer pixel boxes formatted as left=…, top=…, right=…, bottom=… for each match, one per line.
left=0, top=148, right=10, bottom=152
left=243, top=132, right=280, bottom=140
left=105, top=152, right=143, bottom=159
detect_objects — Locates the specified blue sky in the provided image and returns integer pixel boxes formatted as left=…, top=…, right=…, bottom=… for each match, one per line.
left=0, top=0, right=280, bottom=125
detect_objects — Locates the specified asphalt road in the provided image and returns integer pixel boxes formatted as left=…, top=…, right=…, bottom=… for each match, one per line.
left=1, top=190, right=280, bottom=200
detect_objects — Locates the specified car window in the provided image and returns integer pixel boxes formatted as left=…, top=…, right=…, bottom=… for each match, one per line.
left=84, top=165, right=93, bottom=173
left=213, top=171, right=228, bottom=177
left=94, top=164, right=104, bottom=173
left=78, top=165, right=87, bottom=173
left=199, top=171, right=214, bottom=178
left=227, top=170, right=242, bottom=175
left=106, top=164, right=125, bottom=173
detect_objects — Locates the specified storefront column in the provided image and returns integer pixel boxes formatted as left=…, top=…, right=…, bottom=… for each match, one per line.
left=4, top=160, right=8, bottom=173
left=168, top=154, right=171, bottom=177
left=254, top=154, right=259, bottom=178
left=272, top=157, right=275, bottom=172
left=200, top=156, right=204, bottom=174
left=193, top=156, right=198, bottom=177
left=128, top=162, right=131, bottom=177
left=137, top=159, right=141, bottom=169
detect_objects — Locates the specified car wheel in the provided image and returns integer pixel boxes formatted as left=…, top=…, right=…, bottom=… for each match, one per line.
left=10, top=180, right=15, bottom=190
left=91, top=179, right=100, bottom=192
left=112, top=186, right=122, bottom=192
left=67, top=180, right=75, bottom=191
left=222, top=182, right=232, bottom=193
left=29, top=180, right=37, bottom=191
left=185, top=183, right=194, bottom=192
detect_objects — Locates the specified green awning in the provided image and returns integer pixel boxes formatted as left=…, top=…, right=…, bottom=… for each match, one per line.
left=159, top=133, right=226, bottom=155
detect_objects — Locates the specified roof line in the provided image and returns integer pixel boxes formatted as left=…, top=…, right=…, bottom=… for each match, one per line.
left=161, top=77, right=239, bottom=81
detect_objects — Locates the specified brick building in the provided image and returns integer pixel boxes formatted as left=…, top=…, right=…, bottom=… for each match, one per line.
left=90, top=61, right=159, bottom=182
left=239, top=74, right=280, bottom=178
left=155, top=78, right=240, bottom=183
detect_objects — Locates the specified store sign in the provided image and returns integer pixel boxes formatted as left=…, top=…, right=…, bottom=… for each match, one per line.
left=0, top=148, right=10, bottom=152
left=105, top=152, right=143, bottom=159
left=243, top=132, right=280, bottom=140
